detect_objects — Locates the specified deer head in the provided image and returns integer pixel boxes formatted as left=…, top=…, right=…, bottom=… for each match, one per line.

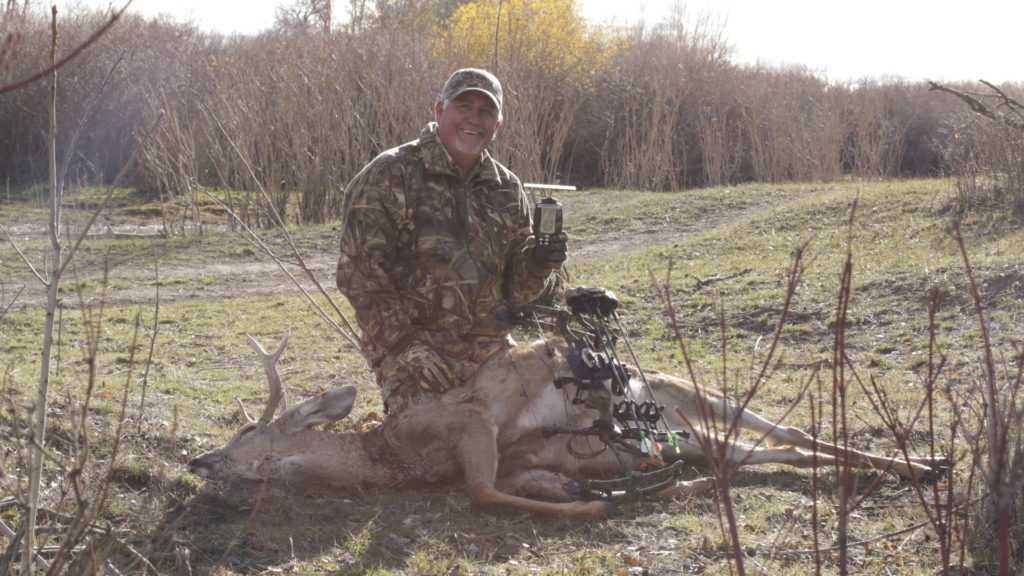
left=188, top=333, right=361, bottom=486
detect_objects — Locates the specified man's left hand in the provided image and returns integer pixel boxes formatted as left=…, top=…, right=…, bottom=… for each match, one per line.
left=527, top=233, right=568, bottom=275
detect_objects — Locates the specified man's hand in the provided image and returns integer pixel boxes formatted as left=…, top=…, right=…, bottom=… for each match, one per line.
left=397, top=342, right=455, bottom=392
left=527, top=232, right=568, bottom=276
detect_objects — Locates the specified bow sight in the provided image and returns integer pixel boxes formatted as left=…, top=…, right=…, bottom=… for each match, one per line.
left=544, top=287, right=691, bottom=500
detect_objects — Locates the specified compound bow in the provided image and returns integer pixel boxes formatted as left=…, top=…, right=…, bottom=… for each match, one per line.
left=498, top=286, right=691, bottom=502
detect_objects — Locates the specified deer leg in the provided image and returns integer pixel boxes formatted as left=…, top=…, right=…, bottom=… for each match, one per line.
left=665, top=429, right=837, bottom=468
left=497, top=467, right=716, bottom=504
left=496, top=469, right=579, bottom=502
left=643, top=477, right=717, bottom=501
left=653, top=372, right=945, bottom=481
left=793, top=435, right=943, bottom=482
left=727, top=411, right=941, bottom=481
left=670, top=391, right=939, bottom=480
left=668, top=425, right=944, bottom=482
left=449, top=407, right=613, bottom=519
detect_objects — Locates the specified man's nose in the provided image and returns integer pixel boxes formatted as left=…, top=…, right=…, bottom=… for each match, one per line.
left=465, top=107, right=483, bottom=124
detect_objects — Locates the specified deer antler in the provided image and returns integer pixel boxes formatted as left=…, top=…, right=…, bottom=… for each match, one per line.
left=236, top=397, right=256, bottom=423
left=246, top=331, right=291, bottom=423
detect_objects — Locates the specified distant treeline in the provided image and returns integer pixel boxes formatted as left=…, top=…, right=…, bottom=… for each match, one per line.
left=1, top=0, right=1019, bottom=224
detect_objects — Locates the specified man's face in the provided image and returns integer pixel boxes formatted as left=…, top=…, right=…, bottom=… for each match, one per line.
left=434, top=90, right=502, bottom=172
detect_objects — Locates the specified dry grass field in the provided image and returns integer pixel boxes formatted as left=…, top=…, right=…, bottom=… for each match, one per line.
left=2, top=178, right=1022, bottom=574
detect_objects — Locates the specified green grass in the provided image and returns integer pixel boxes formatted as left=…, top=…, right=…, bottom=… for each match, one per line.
left=2, top=178, right=1021, bottom=574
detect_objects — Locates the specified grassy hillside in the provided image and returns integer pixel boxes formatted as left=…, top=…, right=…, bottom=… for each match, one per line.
left=1, top=178, right=1021, bottom=574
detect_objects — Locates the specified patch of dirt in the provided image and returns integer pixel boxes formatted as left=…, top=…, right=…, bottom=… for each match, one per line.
left=119, top=258, right=339, bottom=307
left=5, top=191, right=785, bottom=312
left=4, top=251, right=340, bottom=311
left=561, top=193, right=778, bottom=263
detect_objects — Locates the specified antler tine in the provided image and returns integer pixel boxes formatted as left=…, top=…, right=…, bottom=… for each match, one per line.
left=235, top=397, right=256, bottom=423
left=246, top=331, right=291, bottom=423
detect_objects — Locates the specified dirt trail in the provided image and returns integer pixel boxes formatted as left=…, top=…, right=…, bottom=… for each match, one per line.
left=560, top=192, right=778, bottom=262
left=4, top=190, right=782, bottom=310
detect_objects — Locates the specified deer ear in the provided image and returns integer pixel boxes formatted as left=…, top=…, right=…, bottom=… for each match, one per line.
left=273, top=387, right=358, bottom=433
left=289, top=386, right=358, bottom=430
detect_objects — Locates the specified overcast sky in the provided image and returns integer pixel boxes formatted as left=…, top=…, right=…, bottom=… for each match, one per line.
left=74, top=0, right=1021, bottom=84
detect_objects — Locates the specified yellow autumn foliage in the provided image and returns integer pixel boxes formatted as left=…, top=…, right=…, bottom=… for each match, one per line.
left=439, top=0, right=621, bottom=88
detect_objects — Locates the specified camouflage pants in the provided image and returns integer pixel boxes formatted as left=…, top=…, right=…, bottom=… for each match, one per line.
left=375, top=349, right=482, bottom=415
left=378, top=376, right=428, bottom=416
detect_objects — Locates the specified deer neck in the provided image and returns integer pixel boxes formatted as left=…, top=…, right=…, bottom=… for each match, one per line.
left=257, top=426, right=444, bottom=491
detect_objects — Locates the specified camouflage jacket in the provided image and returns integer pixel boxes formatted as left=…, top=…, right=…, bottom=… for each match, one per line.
left=337, top=122, right=550, bottom=387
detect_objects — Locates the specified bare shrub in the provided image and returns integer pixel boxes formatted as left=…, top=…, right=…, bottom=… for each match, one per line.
left=595, top=11, right=733, bottom=191
left=697, top=93, right=745, bottom=187
left=651, top=209, right=1024, bottom=574
left=0, top=280, right=167, bottom=574
left=0, top=6, right=176, bottom=189
left=0, top=1, right=1007, bottom=216
left=599, top=34, right=685, bottom=191
left=945, top=224, right=1024, bottom=573
left=932, top=81, right=1024, bottom=217
left=738, top=65, right=845, bottom=183
left=139, top=20, right=437, bottom=229
left=939, top=111, right=1004, bottom=213
left=843, top=81, right=910, bottom=178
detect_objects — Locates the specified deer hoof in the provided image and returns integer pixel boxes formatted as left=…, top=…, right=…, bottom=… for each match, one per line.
left=919, top=457, right=953, bottom=484
left=563, top=479, right=584, bottom=499
left=686, top=476, right=718, bottom=496
left=602, top=500, right=620, bottom=517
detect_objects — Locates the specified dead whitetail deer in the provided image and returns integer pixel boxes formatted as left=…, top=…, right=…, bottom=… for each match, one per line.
left=190, top=298, right=945, bottom=519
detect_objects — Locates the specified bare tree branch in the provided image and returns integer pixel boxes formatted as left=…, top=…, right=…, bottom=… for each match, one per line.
left=1, top=227, right=47, bottom=285
left=0, top=1, right=132, bottom=96
left=928, top=80, right=1024, bottom=133
left=0, top=283, right=25, bottom=319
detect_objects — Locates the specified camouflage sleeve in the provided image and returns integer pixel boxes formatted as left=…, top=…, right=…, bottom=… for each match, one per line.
left=336, top=161, right=417, bottom=367
left=503, top=183, right=554, bottom=303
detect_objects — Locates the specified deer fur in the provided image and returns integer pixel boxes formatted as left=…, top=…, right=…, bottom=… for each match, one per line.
left=189, top=334, right=944, bottom=519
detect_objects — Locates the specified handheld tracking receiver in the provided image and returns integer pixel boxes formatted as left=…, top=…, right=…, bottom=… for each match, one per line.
left=533, top=196, right=562, bottom=245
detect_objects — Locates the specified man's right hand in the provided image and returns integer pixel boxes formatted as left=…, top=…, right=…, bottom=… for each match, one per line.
left=397, top=341, right=455, bottom=392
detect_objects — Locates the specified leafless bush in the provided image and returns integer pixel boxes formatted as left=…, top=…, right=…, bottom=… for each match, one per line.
left=1, top=1, right=1008, bottom=220
left=596, top=13, right=733, bottom=191
left=599, top=36, right=684, bottom=191
left=653, top=244, right=810, bottom=576
left=945, top=223, right=1024, bottom=573
left=697, top=95, right=744, bottom=187
left=0, top=6, right=165, bottom=187
left=843, top=81, right=910, bottom=178
left=737, top=66, right=845, bottom=183
left=940, top=113, right=1002, bottom=213
left=139, top=21, right=437, bottom=229
left=651, top=210, right=1024, bottom=574
left=932, top=81, right=1024, bottom=217
left=0, top=2, right=30, bottom=87
left=0, top=281, right=168, bottom=575
left=492, top=68, right=586, bottom=184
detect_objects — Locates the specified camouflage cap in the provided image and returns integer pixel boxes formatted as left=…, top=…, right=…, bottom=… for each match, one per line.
left=440, top=68, right=503, bottom=111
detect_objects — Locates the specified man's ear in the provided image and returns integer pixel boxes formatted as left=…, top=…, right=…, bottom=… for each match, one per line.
left=434, top=100, right=444, bottom=122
